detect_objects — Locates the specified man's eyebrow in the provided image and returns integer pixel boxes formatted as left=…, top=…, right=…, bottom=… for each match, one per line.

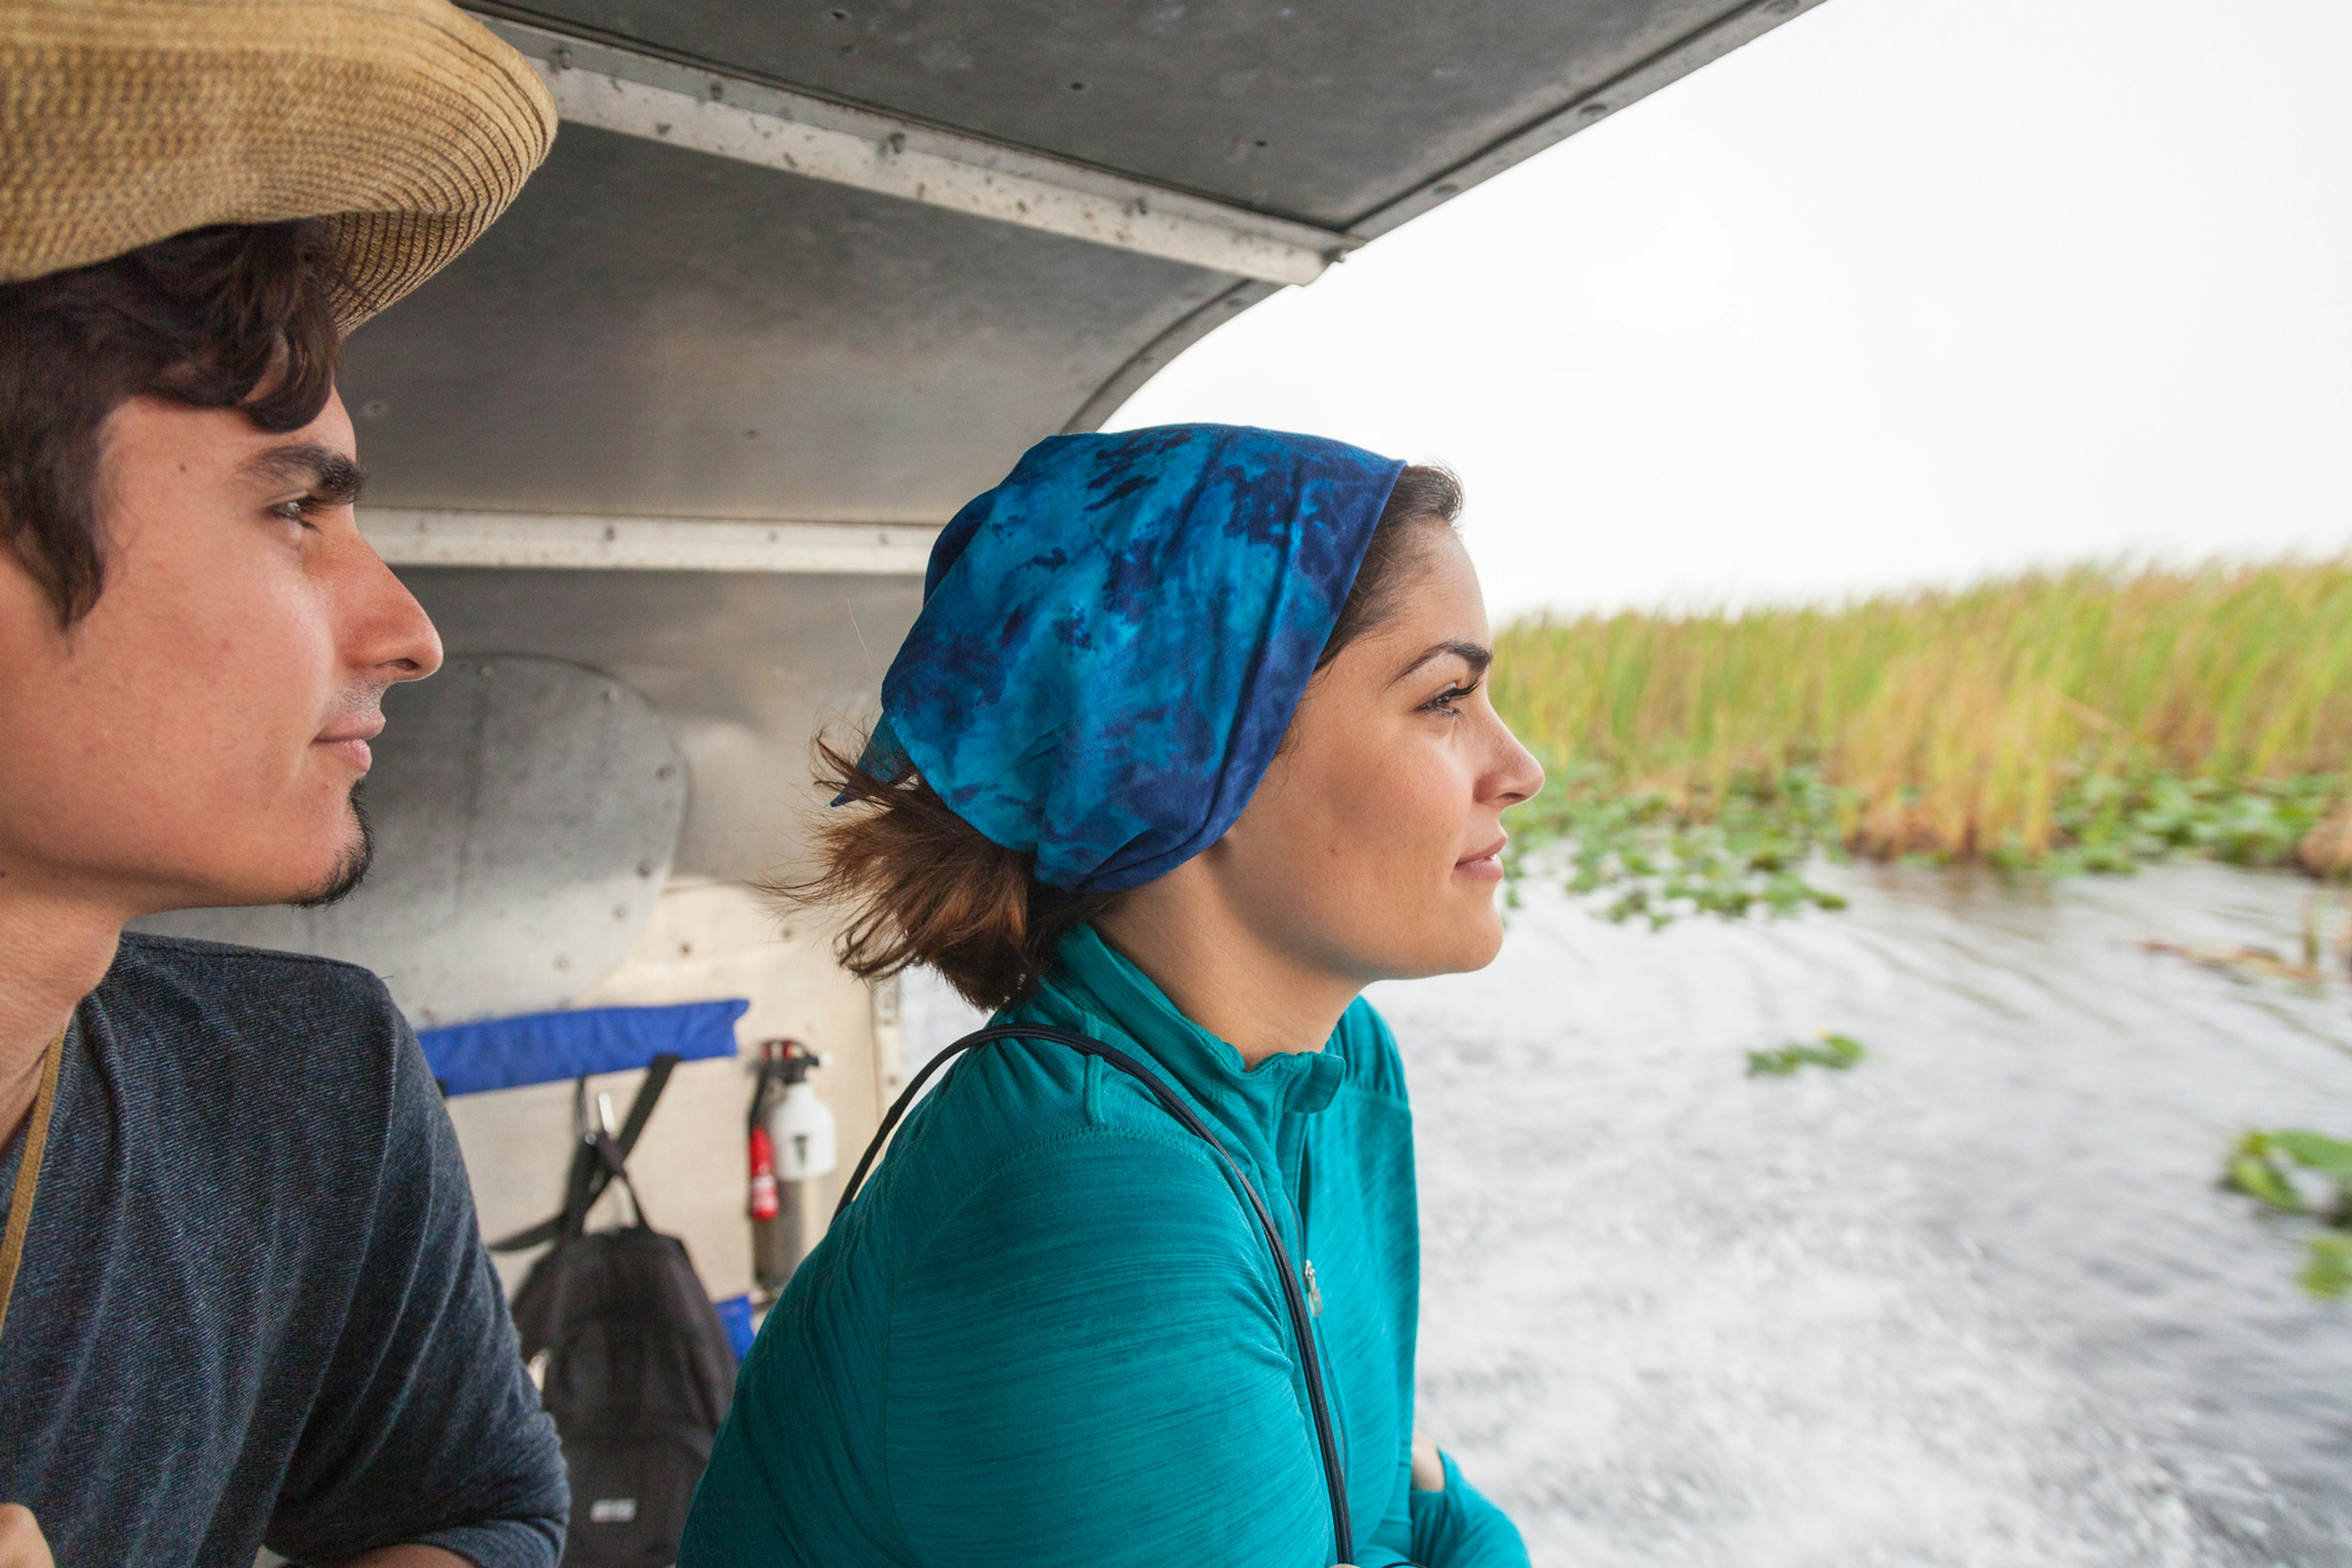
left=241, top=442, right=365, bottom=505
left=1388, top=638, right=1494, bottom=687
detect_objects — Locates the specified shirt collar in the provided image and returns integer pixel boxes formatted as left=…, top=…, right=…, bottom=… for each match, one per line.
left=1030, top=926, right=1348, bottom=1128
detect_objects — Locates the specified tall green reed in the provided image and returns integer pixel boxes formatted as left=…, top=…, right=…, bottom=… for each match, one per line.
left=1493, top=559, right=2352, bottom=867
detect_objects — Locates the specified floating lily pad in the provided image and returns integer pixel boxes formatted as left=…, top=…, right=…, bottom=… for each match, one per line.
left=1747, top=1033, right=1868, bottom=1077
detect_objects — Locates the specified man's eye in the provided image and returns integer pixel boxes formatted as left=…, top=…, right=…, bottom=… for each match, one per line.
left=271, top=498, right=315, bottom=526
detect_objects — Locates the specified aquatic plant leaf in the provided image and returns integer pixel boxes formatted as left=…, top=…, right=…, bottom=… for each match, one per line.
left=2228, top=1153, right=2307, bottom=1213
left=1516, top=763, right=1851, bottom=930
left=1818, top=1034, right=1867, bottom=1067
left=2273, top=1129, right=2352, bottom=1180
left=1747, top=1035, right=1867, bottom=1076
left=2302, top=1235, right=2351, bottom=1299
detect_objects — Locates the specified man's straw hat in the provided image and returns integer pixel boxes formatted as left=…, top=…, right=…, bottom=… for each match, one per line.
left=1, top=0, right=557, bottom=331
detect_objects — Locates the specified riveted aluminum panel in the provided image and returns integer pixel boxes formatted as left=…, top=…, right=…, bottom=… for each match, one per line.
left=474, top=0, right=1770, bottom=228
left=341, top=123, right=1235, bottom=521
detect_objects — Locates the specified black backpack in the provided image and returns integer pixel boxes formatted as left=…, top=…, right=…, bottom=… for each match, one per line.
left=497, top=1054, right=739, bottom=1567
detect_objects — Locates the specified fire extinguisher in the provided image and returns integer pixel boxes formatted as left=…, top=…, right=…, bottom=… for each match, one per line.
left=747, top=1122, right=780, bottom=1224
left=748, top=1039, right=838, bottom=1292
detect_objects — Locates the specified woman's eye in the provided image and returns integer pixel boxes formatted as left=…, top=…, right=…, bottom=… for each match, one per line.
left=1422, top=682, right=1478, bottom=716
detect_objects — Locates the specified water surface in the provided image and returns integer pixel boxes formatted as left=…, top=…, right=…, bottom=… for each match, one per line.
left=1385, top=859, right=2352, bottom=1566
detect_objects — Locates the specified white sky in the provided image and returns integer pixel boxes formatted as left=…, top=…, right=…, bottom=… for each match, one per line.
left=1105, top=0, right=2352, bottom=619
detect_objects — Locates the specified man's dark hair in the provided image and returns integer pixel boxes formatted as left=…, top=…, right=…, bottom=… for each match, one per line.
left=0, top=220, right=345, bottom=625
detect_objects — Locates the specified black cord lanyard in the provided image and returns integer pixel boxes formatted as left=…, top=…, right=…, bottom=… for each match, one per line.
left=837, top=1022, right=1355, bottom=1568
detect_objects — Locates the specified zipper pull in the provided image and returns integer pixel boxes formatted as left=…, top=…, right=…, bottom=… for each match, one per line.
left=1303, top=1259, right=1324, bottom=1317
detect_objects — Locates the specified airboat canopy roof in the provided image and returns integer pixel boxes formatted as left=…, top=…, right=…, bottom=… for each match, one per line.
left=349, top=0, right=1823, bottom=573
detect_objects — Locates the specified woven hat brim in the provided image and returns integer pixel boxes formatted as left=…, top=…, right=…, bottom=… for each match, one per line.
left=1, top=0, right=558, bottom=332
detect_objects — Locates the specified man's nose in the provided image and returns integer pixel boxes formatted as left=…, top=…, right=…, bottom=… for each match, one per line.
left=341, top=532, right=443, bottom=684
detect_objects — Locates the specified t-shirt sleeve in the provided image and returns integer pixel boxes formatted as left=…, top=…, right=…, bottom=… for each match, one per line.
left=262, top=1017, right=569, bottom=1567
left=881, top=1129, right=1385, bottom=1568
left=1408, top=1450, right=1531, bottom=1568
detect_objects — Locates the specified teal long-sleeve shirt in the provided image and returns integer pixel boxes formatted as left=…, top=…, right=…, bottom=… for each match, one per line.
left=680, top=928, right=1529, bottom=1567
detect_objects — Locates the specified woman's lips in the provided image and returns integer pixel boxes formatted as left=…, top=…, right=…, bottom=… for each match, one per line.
left=1455, top=834, right=1508, bottom=881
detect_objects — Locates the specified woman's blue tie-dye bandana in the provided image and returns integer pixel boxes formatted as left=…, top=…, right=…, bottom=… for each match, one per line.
left=865, top=424, right=1404, bottom=893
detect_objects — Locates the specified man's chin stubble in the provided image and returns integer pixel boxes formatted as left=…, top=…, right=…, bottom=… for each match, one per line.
left=290, top=785, right=375, bottom=909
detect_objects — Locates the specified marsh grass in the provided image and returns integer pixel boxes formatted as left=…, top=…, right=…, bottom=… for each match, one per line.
left=1496, top=559, right=2352, bottom=919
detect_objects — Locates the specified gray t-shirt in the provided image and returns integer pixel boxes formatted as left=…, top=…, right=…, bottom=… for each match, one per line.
left=0, top=933, right=567, bottom=1566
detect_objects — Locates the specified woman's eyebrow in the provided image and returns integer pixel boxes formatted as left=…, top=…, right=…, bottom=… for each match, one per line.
left=1387, top=638, right=1493, bottom=687
left=241, top=441, right=366, bottom=505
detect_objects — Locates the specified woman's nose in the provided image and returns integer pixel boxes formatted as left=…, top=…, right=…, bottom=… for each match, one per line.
left=1485, top=714, right=1545, bottom=807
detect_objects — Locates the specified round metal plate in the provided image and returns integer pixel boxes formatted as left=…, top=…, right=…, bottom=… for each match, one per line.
left=136, top=655, right=687, bottom=1028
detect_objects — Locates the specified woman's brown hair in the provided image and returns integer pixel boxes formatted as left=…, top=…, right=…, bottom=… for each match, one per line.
left=775, top=464, right=1464, bottom=1011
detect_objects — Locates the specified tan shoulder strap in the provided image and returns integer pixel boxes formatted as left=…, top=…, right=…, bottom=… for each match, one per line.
left=0, top=1029, right=67, bottom=1346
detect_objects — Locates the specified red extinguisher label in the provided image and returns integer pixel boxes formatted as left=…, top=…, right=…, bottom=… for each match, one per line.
left=748, top=1124, right=780, bottom=1221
